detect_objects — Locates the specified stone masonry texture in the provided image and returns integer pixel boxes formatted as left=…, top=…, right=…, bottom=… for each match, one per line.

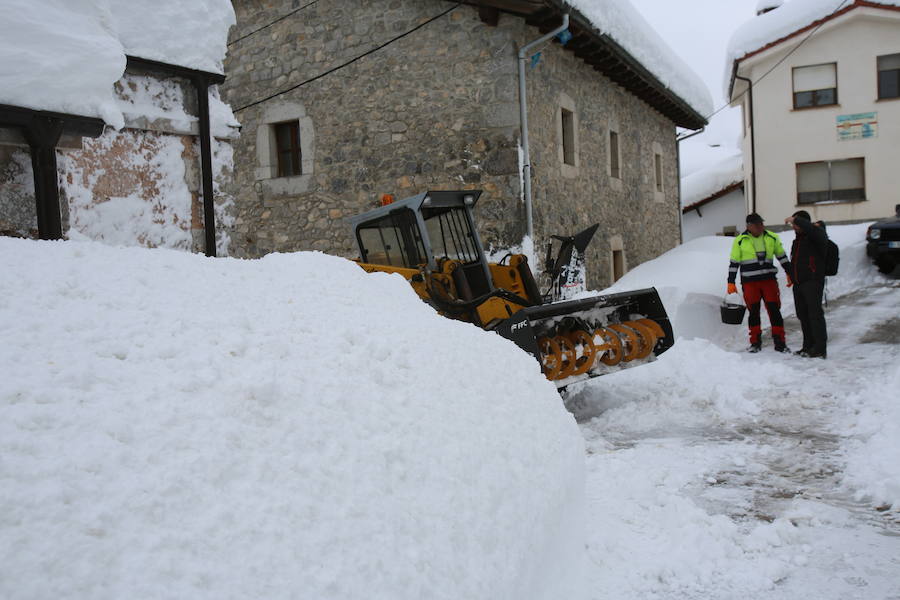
left=222, top=0, right=683, bottom=288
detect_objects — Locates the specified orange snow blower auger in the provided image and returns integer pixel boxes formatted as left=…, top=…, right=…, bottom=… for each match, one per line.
left=348, top=190, right=674, bottom=388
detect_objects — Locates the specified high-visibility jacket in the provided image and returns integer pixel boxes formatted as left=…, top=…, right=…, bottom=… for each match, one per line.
left=728, top=230, right=792, bottom=283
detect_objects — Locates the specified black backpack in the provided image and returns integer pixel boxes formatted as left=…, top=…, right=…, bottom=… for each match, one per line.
left=824, top=237, right=839, bottom=276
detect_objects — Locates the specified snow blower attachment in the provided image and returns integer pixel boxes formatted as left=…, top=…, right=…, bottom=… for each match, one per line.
left=348, top=190, right=673, bottom=388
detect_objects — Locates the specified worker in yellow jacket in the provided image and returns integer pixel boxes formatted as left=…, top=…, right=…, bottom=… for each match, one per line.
left=727, top=213, right=793, bottom=352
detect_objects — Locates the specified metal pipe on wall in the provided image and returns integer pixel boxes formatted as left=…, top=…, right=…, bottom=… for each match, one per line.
left=517, top=13, right=569, bottom=240
left=734, top=75, right=756, bottom=213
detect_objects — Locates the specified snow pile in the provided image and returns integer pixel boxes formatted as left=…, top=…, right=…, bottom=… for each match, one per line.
left=681, top=151, right=743, bottom=207
left=0, top=0, right=234, bottom=126
left=108, top=0, right=234, bottom=75
left=562, top=0, right=714, bottom=117
left=728, top=0, right=900, bottom=66
left=0, top=0, right=126, bottom=126
left=601, top=222, right=881, bottom=342
left=843, top=362, right=900, bottom=507
left=0, top=239, right=585, bottom=600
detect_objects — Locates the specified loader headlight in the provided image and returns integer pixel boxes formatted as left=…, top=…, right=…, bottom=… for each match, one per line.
left=869, top=227, right=881, bottom=240
left=463, top=194, right=474, bottom=206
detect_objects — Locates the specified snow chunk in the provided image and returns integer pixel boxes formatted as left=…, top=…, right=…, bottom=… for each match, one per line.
left=108, top=0, right=235, bottom=75
left=562, top=0, right=714, bottom=117
left=0, top=0, right=234, bottom=124
left=681, top=152, right=743, bottom=208
left=0, top=239, right=586, bottom=600
left=0, top=0, right=125, bottom=126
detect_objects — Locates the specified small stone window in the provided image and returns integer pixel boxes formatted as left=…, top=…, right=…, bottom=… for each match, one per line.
left=556, top=93, right=578, bottom=177
left=256, top=102, right=315, bottom=196
left=561, top=108, right=575, bottom=166
left=609, top=130, right=620, bottom=179
left=654, top=153, right=663, bottom=192
left=274, top=121, right=302, bottom=178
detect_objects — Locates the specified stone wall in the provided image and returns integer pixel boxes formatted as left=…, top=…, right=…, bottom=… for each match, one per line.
left=223, top=0, right=682, bottom=288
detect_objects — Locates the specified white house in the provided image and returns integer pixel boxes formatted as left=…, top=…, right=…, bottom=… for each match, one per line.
left=726, top=0, right=900, bottom=225
left=681, top=152, right=746, bottom=241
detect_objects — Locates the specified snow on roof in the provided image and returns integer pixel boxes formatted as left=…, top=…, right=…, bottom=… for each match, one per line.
left=728, top=0, right=900, bottom=73
left=0, top=0, right=234, bottom=126
left=0, top=238, right=586, bottom=598
left=108, top=0, right=235, bottom=75
left=681, top=151, right=743, bottom=208
left=562, top=0, right=714, bottom=118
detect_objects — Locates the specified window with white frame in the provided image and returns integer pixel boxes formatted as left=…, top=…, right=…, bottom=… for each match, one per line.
left=792, top=63, right=837, bottom=109
left=877, top=53, right=900, bottom=100
left=796, top=158, right=865, bottom=204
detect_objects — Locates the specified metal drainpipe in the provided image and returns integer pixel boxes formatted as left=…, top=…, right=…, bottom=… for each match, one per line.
left=735, top=75, right=756, bottom=213
left=676, top=126, right=705, bottom=244
left=193, top=76, right=217, bottom=257
left=518, top=13, right=569, bottom=240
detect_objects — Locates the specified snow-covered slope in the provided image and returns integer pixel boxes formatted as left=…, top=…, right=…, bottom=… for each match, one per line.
left=0, top=239, right=585, bottom=600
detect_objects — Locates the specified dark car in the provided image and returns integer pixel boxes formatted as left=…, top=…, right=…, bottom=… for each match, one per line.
left=867, top=204, right=900, bottom=273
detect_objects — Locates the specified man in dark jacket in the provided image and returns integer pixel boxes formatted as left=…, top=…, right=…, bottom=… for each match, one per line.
left=785, top=210, right=828, bottom=358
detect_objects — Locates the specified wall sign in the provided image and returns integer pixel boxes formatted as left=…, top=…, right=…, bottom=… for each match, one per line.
left=837, top=112, right=877, bottom=141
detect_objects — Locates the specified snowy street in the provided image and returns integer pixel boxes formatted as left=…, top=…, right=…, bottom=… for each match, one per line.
left=572, top=279, right=900, bottom=599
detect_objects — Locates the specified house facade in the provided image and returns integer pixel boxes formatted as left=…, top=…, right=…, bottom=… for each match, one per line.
left=728, top=1, right=900, bottom=226
left=222, top=0, right=708, bottom=288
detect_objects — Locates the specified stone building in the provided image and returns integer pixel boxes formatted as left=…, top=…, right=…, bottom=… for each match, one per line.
left=223, top=0, right=709, bottom=287
left=0, top=2, right=236, bottom=255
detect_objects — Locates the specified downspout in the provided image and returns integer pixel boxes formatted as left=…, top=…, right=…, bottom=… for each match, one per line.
left=518, top=13, right=569, bottom=240
left=675, top=127, right=705, bottom=244
left=735, top=75, right=756, bottom=213
left=193, top=76, right=217, bottom=257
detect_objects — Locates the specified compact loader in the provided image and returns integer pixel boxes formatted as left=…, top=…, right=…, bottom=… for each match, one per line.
left=348, top=190, right=673, bottom=387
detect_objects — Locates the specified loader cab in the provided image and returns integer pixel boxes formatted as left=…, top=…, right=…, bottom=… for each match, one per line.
left=349, top=190, right=495, bottom=296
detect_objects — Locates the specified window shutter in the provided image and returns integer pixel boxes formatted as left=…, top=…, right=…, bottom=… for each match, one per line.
left=793, top=64, right=836, bottom=92
left=830, top=158, right=864, bottom=190
left=878, top=53, right=900, bottom=71
left=797, top=162, right=829, bottom=193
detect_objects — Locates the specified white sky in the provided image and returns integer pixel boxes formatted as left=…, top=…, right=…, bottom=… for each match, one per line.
left=629, top=0, right=760, bottom=175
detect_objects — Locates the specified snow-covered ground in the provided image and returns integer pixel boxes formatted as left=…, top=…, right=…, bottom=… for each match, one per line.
left=1, top=223, right=897, bottom=599
left=0, top=239, right=585, bottom=600
left=569, top=223, right=900, bottom=599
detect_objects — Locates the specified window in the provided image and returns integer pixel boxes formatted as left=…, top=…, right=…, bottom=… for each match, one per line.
left=609, top=130, right=620, bottom=179
left=612, top=249, right=625, bottom=282
left=274, top=121, right=301, bottom=177
left=654, top=153, right=663, bottom=192
left=796, top=158, right=865, bottom=204
left=793, top=63, right=837, bottom=108
left=561, top=108, right=575, bottom=166
left=877, top=53, right=900, bottom=99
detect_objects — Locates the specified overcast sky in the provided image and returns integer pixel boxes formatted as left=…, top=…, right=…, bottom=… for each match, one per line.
left=629, top=0, right=761, bottom=175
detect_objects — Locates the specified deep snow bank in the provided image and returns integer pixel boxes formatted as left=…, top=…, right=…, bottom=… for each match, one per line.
left=0, top=239, right=585, bottom=600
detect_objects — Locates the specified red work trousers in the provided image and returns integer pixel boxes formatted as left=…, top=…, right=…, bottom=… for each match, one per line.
left=742, top=278, right=785, bottom=345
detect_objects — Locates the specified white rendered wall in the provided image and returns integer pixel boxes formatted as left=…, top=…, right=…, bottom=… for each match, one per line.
left=682, top=188, right=747, bottom=241
left=734, top=9, right=900, bottom=223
